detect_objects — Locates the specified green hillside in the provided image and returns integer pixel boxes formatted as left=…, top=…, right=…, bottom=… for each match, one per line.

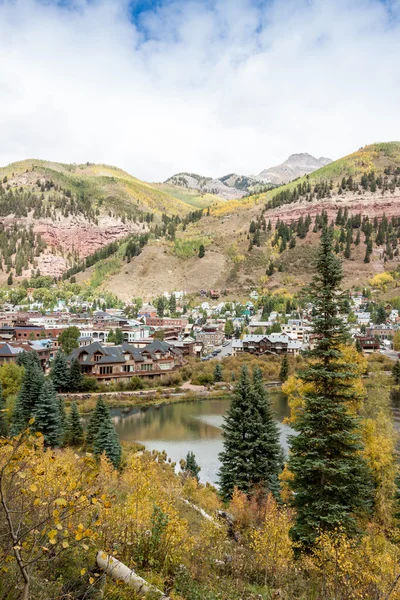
left=0, top=159, right=193, bottom=219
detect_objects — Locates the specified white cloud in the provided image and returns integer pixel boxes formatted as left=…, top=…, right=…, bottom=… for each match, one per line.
left=0, top=0, right=399, bottom=180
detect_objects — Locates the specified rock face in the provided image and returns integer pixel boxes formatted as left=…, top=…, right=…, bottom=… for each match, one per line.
left=1, top=213, right=145, bottom=279
left=266, top=190, right=400, bottom=225
left=34, top=216, right=142, bottom=258
left=257, top=153, right=332, bottom=185
left=165, top=173, right=246, bottom=200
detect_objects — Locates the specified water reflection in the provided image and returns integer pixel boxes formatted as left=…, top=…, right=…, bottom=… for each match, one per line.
left=110, top=392, right=291, bottom=485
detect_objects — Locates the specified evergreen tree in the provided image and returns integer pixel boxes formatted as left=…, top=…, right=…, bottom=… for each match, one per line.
left=0, top=382, right=8, bottom=437
left=58, top=396, right=67, bottom=444
left=169, top=294, right=177, bottom=316
left=289, top=227, right=373, bottom=552
left=393, top=360, right=400, bottom=385
left=279, top=355, right=289, bottom=382
left=184, top=451, right=201, bottom=481
left=376, top=305, right=387, bottom=325
left=10, top=361, right=44, bottom=435
left=250, top=367, right=283, bottom=498
left=198, top=244, right=205, bottom=258
left=33, top=380, right=62, bottom=448
left=114, top=328, right=124, bottom=345
left=67, top=401, right=84, bottom=446
left=219, top=366, right=283, bottom=501
left=355, top=338, right=363, bottom=354
left=51, top=351, right=70, bottom=392
left=86, top=396, right=109, bottom=447
left=69, top=357, right=83, bottom=392
left=93, top=417, right=121, bottom=469
left=214, top=363, right=223, bottom=383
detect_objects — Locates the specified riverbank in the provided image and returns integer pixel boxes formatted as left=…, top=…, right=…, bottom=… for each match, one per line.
left=60, top=381, right=282, bottom=413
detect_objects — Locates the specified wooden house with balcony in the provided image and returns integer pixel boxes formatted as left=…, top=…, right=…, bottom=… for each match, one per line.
left=68, top=340, right=184, bottom=384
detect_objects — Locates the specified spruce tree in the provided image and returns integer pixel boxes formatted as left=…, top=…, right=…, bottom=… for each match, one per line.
left=219, top=366, right=253, bottom=500
left=58, top=396, right=67, bottom=445
left=214, top=363, right=223, bottom=383
left=33, top=380, right=62, bottom=448
left=288, top=226, right=373, bottom=552
left=51, top=351, right=70, bottom=393
left=93, top=418, right=121, bottom=469
left=10, top=361, right=44, bottom=435
left=86, top=396, right=110, bottom=447
left=184, top=451, right=201, bottom=481
left=219, top=366, right=283, bottom=501
left=198, top=244, right=205, bottom=258
left=69, top=357, right=83, bottom=392
left=355, top=338, right=363, bottom=354
left=249, top=367, right=283, bottom=498
left=67, top=401, right=84, bottom=446
left=279, top=355, right=289, bottom=382
left=0, top=382, right=8, bottom=437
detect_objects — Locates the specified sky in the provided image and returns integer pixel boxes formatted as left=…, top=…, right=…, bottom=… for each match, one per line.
left=0, top=0, right=399, bottom=181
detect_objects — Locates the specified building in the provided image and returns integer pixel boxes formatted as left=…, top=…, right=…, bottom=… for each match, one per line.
left=355, top=336, right=380, bottom=353
left=68, top=340, right=184, bottom=384
left=234, top=333, right=302, bottom=356
left=0, top=342, right=51, bottom=370
left=145, top=317, right=188, bottom=330
left=366, top=325, right=394, bottom=341
left=195, top=324, right=224, bottom=349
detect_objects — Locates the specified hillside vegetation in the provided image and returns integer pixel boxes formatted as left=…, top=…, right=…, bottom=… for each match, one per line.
left=1, top=143, right=400, bottom=294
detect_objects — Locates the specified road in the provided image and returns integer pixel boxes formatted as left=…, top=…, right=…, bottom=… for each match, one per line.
left=379, top=349, right=399, bottom=362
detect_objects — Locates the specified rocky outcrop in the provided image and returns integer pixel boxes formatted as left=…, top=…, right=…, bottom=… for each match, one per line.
left=257, top=153, right=332, bottom=185
left=1, top=213, right=146, bottom=279
left=266, top=190, right=400, bottom=224
left=165, top=173, right=246, bottom=200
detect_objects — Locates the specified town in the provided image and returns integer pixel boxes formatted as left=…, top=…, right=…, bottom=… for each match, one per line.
left=0, top=282, right=398, bottom=388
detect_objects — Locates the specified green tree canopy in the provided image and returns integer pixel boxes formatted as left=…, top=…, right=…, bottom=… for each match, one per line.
left=288, top=227, right=374, bottom=552
left=58, top=326, right=80, bottom=355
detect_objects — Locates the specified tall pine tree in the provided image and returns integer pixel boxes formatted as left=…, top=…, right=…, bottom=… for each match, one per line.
left=66, top=401, right=84, bottom=446
left=248, top=367, right=283, bottom=498
left=219, top=366, right=283, bottom=501
left=279, top=355, right=289, bottom=382
left=86, top=396, right=110, bottom=447
left=93, top=417, right=122, bottom=469
left=51, top=351, right=70, bottom=393
left=69, top=357, right=83, bottom=392
left=33, top=380, right=62, bottom=448
left=288, top=226, right=373, bottom=552
left=11, top=361, right=44, bottom=435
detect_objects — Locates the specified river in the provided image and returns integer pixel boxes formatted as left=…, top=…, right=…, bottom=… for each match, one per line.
left=110, top=392, right=292, bottom=485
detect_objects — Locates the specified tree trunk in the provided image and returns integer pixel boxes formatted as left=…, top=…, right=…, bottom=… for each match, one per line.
left=96, top=552, right=171, bottom=599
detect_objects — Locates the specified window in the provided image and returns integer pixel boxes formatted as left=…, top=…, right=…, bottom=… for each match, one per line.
left=141, top=363, right=153, bottom=371
left=99, top=366, right=112, bottom=375
left=93, top=354, right=102, bottom=362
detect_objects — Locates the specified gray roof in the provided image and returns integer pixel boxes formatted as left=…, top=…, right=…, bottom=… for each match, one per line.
left=68, top=339, right=180, bottom=365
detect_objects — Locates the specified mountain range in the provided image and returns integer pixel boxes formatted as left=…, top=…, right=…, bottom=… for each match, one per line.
left=164, top=153, right=332, bottom=200
left=0, top=143, right=399, bottom=297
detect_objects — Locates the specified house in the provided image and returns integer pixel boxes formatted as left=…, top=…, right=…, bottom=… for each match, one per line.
left=195, top=324, right=224, bottom=349
left=238, top=333, right=301, bottom=356
left=281, top=320, right=307, bottom=342
left=68, top=340, right=184, bottom=384
left=355, top=336, right=380, bottom=353
left=366, top=325, right=394, bottom=341
left=0, top=342, right=51, bottom=370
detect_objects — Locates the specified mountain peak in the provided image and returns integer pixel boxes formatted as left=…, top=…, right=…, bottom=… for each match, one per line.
left=257, top=153, right=332, bottom=184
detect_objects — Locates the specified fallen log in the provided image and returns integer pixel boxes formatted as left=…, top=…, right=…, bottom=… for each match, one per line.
left=96, top=552, right=171, bottom=599
left=179, top=497, right=221, bottom=526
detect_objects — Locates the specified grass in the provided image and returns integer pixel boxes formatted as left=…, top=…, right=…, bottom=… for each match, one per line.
left=173, top=236, right=210, bottom=258
left=89, top=256, right=122, bottom=288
